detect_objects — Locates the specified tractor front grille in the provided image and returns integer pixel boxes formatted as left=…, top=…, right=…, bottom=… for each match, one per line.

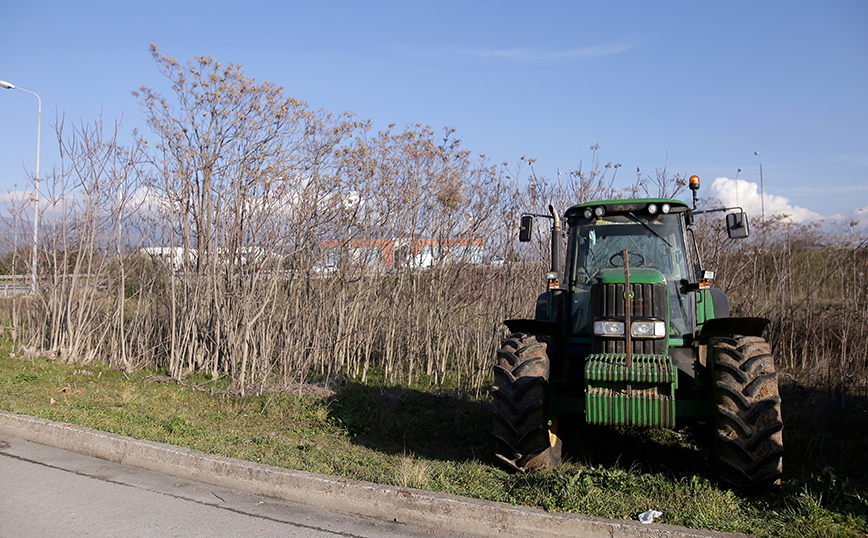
left=591, top=281, right=668, bottom=355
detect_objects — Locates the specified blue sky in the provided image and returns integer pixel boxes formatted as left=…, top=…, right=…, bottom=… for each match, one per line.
left=1, top=0, right=866, bottom=227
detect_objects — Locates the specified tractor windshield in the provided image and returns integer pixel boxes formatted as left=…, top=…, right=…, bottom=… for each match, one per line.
left=567, top=213, right=694, bottom=338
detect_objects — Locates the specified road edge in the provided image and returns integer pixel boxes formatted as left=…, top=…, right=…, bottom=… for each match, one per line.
left=0, top=410, right=744, bottom=538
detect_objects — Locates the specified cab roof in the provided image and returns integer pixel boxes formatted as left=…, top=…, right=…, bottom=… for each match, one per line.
left=564, top=198, right=690, bottom=219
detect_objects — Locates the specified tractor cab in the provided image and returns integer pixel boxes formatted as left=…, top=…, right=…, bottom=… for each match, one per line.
left=564, top=199, right=695, bottom=343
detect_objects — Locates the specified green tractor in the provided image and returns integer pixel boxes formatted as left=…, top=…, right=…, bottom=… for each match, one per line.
left=492, top=176, right=783, bottom=491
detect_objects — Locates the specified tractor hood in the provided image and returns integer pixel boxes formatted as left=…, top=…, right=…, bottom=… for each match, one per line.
left=595, top=268, right=667, bottom=285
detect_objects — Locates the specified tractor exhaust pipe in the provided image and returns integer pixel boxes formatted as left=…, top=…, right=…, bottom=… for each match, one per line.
left=549, top=204, right=562, bottom=277
left=546, top=205, right=564, bottom=325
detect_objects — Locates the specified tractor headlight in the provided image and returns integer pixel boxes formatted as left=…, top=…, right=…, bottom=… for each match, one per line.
left=594, top=320, right=625, bottom=336
left=631, top=320, right=667, bottom=338
left=647, top=203, right=658, bottom=215
left=583, top=208, right=593, bottom=219
left=594, top=206, right=606, bottom=217
left=661, top=203, right=671, bottom=214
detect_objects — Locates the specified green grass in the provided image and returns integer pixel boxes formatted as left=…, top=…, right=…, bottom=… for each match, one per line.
left=0, top=342, right=865, bottom=537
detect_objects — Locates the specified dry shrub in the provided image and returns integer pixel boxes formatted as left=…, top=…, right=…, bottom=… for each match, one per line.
left=697, top=212, right=868, bottom=389
left=1, top=48, right=864, bottom=398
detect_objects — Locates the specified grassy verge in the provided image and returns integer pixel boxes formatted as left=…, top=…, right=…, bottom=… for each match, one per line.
left=0, top=342, right=865, bottom=537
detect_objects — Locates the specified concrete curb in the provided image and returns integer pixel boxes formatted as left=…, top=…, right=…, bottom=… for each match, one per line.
left=0, top=410, right=744, bottom=538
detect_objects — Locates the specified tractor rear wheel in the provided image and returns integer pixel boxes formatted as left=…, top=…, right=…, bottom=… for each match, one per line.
left=491, top=332, right=562, bottom=472
left=709, top=335, right=783, bottom=491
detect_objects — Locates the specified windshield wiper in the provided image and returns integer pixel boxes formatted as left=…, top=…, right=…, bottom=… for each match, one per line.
left=627, top=212, right=672, bottom=248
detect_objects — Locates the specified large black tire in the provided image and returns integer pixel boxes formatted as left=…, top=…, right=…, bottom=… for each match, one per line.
left=709, top=335, right=783, bottom=491
left=491, top=332, right=562, bottom=472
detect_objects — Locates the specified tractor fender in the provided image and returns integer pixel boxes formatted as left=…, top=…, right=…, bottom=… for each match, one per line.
left=709, top=288, right=730, bottom=318
left=503, top=318, right=562, bottom=338
left=698, top=316, right=770, bottom=343
left=534, top=292, right=549, bottom=321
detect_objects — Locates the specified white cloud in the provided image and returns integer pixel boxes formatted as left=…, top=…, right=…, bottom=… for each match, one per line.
left=709, top=177, right=868, bottom=234
left=710, top=177, right=824, bottom=223
left=830, top=206, right=868, bottom=228
left=0, top=189, right=32, bottom=205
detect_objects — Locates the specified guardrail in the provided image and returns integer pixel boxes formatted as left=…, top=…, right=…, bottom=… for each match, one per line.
left=0, top=276, right=32, bottom=296
left=0, top=283, right=31, bottom=296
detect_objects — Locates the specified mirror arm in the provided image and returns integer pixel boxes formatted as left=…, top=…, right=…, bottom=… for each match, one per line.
left=690, top=205, right=745, bottom=216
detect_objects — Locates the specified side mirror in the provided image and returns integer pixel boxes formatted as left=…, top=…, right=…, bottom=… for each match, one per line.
left=726, top=212, right=750, bottom=239
left=519, top=215, right=533, bottom=242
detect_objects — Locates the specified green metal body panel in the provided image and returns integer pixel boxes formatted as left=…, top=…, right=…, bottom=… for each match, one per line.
left=595, top=268, right=666, bottom=285
left=696, top=288, right=715, bottom=329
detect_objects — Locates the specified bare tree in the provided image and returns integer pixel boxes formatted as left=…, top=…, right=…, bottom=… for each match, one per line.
left=634, top=153, right=688, bottom=200
left=134, top=45, right=359, bottom=389
left=16, top=113, right=145, bottom=367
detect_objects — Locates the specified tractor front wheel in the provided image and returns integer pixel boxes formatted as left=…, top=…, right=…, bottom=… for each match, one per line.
left=491, top=332, right=562, bottom=472
left=709, top=335, right=783, bottom=491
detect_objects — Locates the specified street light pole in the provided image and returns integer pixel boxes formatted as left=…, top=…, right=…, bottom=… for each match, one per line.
left=735, top=167, right=742, bottom=207
left=754, top=151, right=765, bottom=227
left=1, top=80, right=41, bottom=294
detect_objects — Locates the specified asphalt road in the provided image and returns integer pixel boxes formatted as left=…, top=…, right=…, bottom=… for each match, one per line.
left=0, top=436, right=470, bottom=538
